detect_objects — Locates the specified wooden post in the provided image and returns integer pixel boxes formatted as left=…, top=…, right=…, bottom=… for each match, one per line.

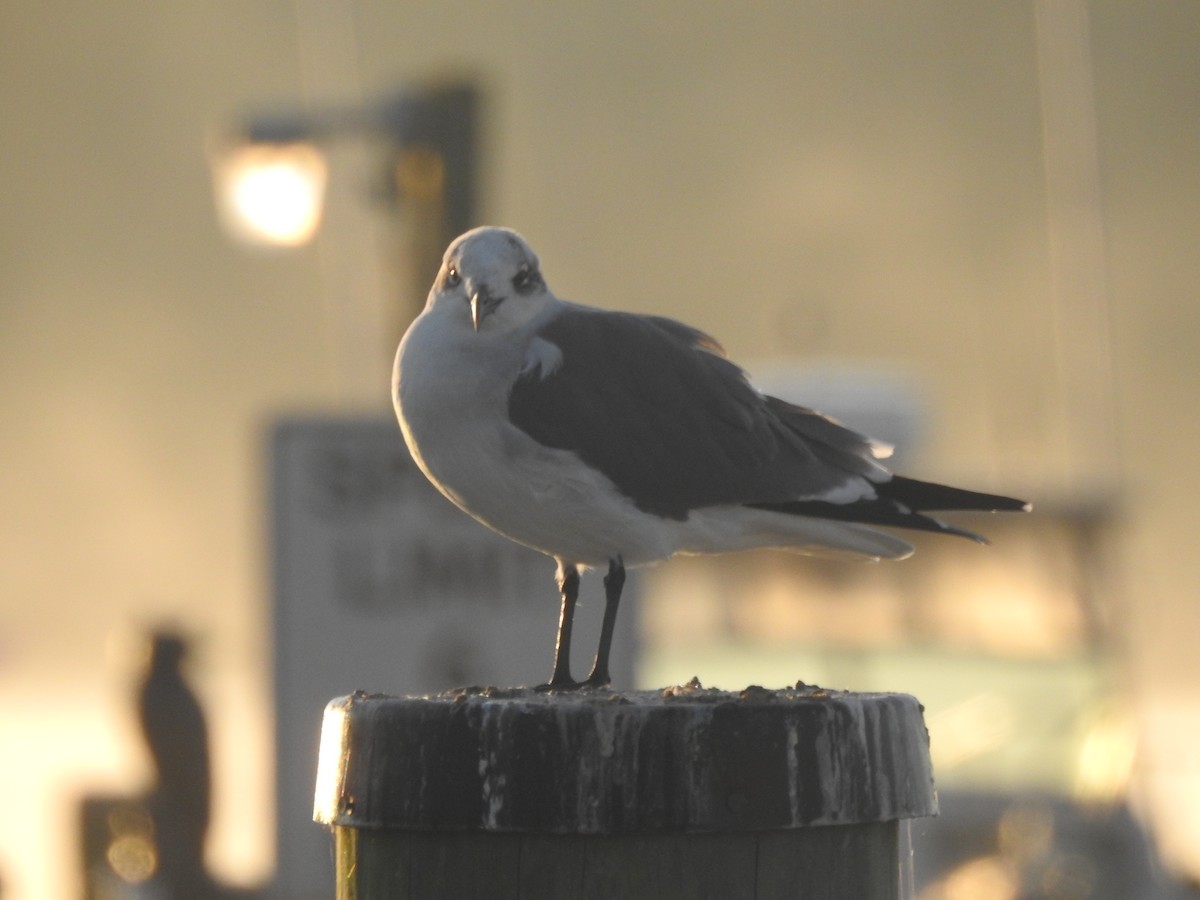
left=313, top=682, right=937, bottom=899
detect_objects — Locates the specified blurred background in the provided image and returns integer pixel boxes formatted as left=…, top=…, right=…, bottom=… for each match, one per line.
left=1, top=1, right=1198, bottom=898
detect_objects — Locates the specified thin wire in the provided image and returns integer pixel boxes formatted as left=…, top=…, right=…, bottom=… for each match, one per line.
left=1034, top=0, right=1122, bottom=494
left=295, top=0, right=393, bottom=408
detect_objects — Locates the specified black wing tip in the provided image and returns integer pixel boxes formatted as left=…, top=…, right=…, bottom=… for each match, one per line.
left=945, top=522, right=990, bottom=545
left=883, top=475, right=1031, bottom=514
left=984, top=496, right=1033, bottom=514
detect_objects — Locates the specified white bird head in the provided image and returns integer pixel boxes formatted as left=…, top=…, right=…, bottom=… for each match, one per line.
left=427, top=226, right=552, bottom=333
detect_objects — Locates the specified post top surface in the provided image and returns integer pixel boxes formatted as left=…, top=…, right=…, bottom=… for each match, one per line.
left=315, top=680, right=937, bottom=834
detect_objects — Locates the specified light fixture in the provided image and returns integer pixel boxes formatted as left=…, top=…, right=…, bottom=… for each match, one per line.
left=213, top=140, right=327, bottom=247
left=211, top=81, right=478, bottom=273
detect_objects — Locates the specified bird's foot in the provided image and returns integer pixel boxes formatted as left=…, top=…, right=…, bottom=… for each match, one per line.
left=534, top=674, right=611, bottom=692
left=534, top=680, right=581, bottom=693
left=535, top=669, right=577, bottom=692
left=582, top=667, right=611, bottom=689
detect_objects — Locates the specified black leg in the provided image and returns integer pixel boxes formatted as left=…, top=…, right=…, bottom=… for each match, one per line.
left=547, top=562, right=580, bottom=688
left=585, top=557, right=625, bottom=687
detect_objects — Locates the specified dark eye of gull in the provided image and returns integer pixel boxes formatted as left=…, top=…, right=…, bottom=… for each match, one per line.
left=445, top=266, right=461, bottom=288
left=512, top=264, right=539, bottom=294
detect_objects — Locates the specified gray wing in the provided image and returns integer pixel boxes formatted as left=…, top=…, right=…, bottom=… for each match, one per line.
left=507, top=306, right=885, bottom=520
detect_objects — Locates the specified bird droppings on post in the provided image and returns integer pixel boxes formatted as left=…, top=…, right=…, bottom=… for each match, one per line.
left=314, top=681, right=937, bottom=836
left=415, top=676, right=843, bottom=708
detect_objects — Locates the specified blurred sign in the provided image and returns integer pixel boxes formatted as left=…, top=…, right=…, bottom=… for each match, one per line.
left=269, top=416, right=635, bottom=897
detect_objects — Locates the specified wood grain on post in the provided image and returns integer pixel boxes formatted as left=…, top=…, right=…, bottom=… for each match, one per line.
left=314, top=681, right=937, bottom=899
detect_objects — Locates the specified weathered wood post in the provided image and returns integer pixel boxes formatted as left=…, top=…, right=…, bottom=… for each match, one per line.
left=313, top=681, right=936, bottom=899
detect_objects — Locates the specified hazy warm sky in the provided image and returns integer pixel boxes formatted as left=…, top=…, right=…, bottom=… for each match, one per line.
left=2, top=2, right=1198, bottom=897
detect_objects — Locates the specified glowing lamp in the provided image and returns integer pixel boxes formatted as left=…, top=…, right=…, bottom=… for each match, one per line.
left=213, top=140, right=327, bottom=247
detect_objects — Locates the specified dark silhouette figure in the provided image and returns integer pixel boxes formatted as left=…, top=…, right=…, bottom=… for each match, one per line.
left=137, top=631, right=216, bottom=898
left=81, top=630, right=264, bottom=898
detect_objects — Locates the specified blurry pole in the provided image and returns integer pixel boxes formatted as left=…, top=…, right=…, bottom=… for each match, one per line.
left=1034, top=0, right=1120, bottom=493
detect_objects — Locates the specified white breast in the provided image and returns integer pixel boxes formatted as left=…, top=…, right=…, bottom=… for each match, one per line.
left=394, top=308, right=675, bottom=568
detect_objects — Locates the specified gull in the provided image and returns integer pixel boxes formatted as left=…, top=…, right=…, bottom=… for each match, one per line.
left=393, top=227, right=1029, bottom=689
